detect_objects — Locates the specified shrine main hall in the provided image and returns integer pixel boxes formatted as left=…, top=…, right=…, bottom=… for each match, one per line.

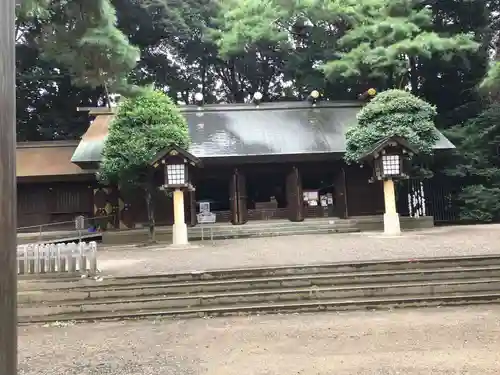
left=16, top=100, right=453, bottom=230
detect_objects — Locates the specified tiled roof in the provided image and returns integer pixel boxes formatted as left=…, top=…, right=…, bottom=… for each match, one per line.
left=17, top=141, right=94, bottom=178
left=71, top=101, right=455, bottom=163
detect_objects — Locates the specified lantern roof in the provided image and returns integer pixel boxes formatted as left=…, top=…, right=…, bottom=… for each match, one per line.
left=359, top=136, right=419, bottom=162
left=150, top=144, right=202, bottom=169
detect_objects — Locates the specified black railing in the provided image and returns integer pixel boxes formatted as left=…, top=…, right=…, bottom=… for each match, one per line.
left=397, top=176, right=460, bottom=224
left=17, top=214, right=117, bottom=242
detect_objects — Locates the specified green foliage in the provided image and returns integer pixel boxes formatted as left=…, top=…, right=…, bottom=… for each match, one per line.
left=14, top=0, right=494, bottom=145
left=446, top=103, right=500, bottom=180
left=478, top=1, right=500, bottom=95
left=458, top=185, right=500, bottom=222
left=418, top=0, right=489, bottom=130
left=18, top=0, right=139, bottom=90
left=99, top=89, right=190, bottom=187
left=321, top=2, right=479, bottom=84
left=480, top=61, right=500, bottom=94
left=212, top=0, right=480, bottom=87
left=344, top=89, right=439, bottom=163
left=445, top=103, right=500, bottom=221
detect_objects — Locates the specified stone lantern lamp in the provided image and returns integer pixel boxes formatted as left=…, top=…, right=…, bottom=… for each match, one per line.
left=150, top=144, right=201, bottom=245
left=359, top=136, right=417, bottom=235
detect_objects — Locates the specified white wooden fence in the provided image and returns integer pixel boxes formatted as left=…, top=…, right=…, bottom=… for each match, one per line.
left=17, top=241, right=98, bottom=275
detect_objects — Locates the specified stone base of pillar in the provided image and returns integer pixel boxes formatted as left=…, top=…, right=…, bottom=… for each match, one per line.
left=172, top=222, right=188, bottom=245
left=383, top=213, right=401, bottom=236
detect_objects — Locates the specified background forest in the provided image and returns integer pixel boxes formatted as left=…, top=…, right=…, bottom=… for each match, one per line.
left=15, top=0, right=500, bottom=221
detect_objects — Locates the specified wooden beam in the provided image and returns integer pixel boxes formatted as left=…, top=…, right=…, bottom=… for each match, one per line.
left=0, top=0, right=18, bottom=373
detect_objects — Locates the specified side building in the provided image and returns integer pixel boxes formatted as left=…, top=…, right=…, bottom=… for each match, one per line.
left=16, top=101, right=455, bottom=230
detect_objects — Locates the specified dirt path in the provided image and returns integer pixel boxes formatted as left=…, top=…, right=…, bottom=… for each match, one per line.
left=97, top=224, right=500, bottom=276
left=19, top=305, right=500, bottom=375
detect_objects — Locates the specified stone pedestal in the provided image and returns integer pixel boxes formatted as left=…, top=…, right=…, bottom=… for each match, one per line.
left=383, top=212, right=401, bottom=235
left=383, top=179, right=401, bottom=236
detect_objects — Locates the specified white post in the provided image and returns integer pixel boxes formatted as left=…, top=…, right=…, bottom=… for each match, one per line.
left=172, top=188, right=188, bottom=245
left=383, top=178, right=401, bottom=235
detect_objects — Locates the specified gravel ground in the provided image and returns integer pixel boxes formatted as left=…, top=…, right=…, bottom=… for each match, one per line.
left=98, top=224, right=500, bottom=276
left=19, top=305, right=500, bottom=375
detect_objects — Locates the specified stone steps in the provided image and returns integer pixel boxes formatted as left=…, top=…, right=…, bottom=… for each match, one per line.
left=18, top=266, right=500, bottom=303
left=189, top=225, right=360, bottom=241
left=19, top=291, right=500, bottom=324
left=104, top=220, right=361, bottom=244
left=19, top=254, right=500, bottom=287
left=18, top=254, right=500, bottom=323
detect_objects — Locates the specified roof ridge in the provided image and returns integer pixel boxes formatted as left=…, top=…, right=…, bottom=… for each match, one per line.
left=17, top=140, right=80, bottom=149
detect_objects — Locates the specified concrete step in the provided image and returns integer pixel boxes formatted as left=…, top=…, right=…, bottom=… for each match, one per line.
left=19, top=290, right=500, bottom=324
left=104, top=220, right=360, bottom=244
left=190, top=226, right=360, bottom=240
left=190, top=221, right=358, bottom=232
left=19, top=254, right=500, bottom=290
left=18, top=278, right=500, bottom=317
left=17, top=266, right=500, bottom=303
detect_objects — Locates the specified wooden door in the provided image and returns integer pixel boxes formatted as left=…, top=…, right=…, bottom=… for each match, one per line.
left=286, top=166, right=304, bottom=222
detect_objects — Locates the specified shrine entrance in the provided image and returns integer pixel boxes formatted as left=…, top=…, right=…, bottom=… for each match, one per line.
left=246, top=166, right=288, bottom=221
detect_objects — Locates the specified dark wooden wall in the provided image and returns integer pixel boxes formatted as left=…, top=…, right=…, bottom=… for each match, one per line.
left=344, top=165, right=384, bottom=216
left=17, top=181, right=94, bottom=229
left=16, top=160, right=388, bottom=232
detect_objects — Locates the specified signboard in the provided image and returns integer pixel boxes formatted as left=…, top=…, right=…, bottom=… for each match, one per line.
left=320, top=195, right=328, bottom=207
left=303, top=190, right=319, bottom=202
left=75, top=215, right=85, bottom=230
left=199, top=201, right=210, bottom=213
left=197, top=212, right=216, bottom=224
left=197, top=201, right=216, bottom=224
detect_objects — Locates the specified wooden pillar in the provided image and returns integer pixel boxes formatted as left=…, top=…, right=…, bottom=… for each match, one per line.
left=334, top=168, right=348, bottom=219
left=185, top=190, right=197, bottom=227
left=286, top=166, right=304, bottom=222
left=229, top=169, right=248, bottom=225
left=0, top=0, right=17, bottom=372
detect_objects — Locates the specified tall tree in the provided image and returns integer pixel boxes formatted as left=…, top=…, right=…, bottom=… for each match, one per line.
left=417, top=0, right=490, bottom=129
left=117, top=0, right=292, bottom=103
left=18, top=0, right=139, bottom=90
left=439, top=1, right=500, bottom=222
left=445, top=103, right=500, bottom=222
left=15, top=0, right=140, bottom=141
left=16, top=26, right=104, bottom=141
left=213, top=0, right=480, bottom=94
left=99, top=89, right=191, bottom=242
left=479, top=0, right=500, bottom=94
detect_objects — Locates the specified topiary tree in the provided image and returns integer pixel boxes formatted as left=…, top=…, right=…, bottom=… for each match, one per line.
left=344, top=89, right=439, bottom=165
left=99, top=88, right=191, bottom=242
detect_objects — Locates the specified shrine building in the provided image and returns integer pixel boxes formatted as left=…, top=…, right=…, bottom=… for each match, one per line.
left=16, top=100, right=454, bottom=230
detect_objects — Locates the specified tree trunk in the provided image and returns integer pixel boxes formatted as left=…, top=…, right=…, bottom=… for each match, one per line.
left=145, top=187, right=156, bottom=243
left=408, top=57, right=419, bottom=95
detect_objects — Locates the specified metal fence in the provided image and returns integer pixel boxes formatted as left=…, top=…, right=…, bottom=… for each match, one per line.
left=17, top=241, right=98, bottom=275
left=16, top=214, right=116, bottom=243
left=397, top=176, right=461, bottom=224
